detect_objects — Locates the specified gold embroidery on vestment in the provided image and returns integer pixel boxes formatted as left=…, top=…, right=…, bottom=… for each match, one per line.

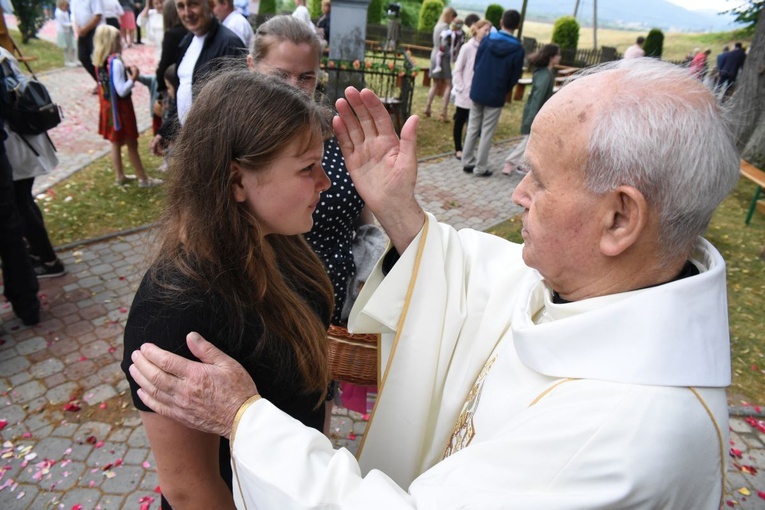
left=442, top=355, right=498, bottom=459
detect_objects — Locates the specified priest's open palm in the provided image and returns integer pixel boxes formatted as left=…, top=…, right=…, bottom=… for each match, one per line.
left=334, top=87, right=425, bottom=252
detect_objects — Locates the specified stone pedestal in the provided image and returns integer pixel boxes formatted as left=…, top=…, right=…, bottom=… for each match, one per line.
left=325, top=0, right=371, bottom=102
left=328, top=0, right=371, bottom=62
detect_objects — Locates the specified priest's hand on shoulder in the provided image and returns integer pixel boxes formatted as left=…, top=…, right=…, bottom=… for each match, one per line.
left=129, top=332, right=258, bottom=439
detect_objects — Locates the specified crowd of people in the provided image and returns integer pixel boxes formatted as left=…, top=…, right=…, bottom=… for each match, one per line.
left=0, top=5, right=751, bottom=509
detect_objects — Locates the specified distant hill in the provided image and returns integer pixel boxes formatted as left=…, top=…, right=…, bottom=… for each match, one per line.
left=451, top=0, right=741, bottom=33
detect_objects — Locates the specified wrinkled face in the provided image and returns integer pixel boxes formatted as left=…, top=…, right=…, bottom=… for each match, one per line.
left=511, top=81, right=608, bottom=291
left=175, top=0, right=213, bottom=36
left=233, top=137, right=329, bottom=236
left=251, top=40, right=318, bottom=96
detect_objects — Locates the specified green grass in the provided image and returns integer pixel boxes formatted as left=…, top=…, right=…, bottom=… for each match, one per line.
left=11, top=28, right=67, bottom=74
left=518, top=20, right=752, bottom=62
left=487, top=179, right=765, bottom=404
left=40, top=130, right=166, bottom=246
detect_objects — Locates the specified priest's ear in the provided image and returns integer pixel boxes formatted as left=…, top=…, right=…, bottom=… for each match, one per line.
left=599, top=185, right=649, bottom=257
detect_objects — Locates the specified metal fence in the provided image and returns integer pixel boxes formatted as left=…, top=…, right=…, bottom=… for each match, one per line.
left=319, top=48, right=416, bottom=134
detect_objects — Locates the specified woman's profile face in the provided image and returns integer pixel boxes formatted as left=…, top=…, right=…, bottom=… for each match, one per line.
left=232, top=136, right=329, bottom=236
left=251, top=40, right=318, bottom=96
left=475, top=24, right=490, bottom=43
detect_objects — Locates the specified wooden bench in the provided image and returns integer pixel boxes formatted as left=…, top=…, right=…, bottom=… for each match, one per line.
left=511, top=78, right=532, bottom=102
left=741, top=159, right=765, bottom=224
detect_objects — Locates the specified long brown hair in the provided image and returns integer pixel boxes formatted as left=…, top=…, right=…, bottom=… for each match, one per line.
left=152, top=70, right=334, bottom=397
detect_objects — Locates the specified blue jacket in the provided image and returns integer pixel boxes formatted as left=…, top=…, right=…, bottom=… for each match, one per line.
left=469, top=31, right=525, bottom=108
left=719, top=48, right=746, bottom=79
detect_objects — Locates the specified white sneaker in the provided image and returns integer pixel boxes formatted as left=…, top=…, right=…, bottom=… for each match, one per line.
left=139, top=177, right=164, bottom=188
left=433, top=65, right=442, bottom=74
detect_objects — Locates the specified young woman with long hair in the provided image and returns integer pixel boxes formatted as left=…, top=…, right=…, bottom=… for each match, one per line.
left=502, top=43, right=561, bottom=176
left=121, top=70, right=334, bottom=509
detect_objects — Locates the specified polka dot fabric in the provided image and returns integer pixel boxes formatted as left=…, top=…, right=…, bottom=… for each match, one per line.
left=305, top=137, right=365, bottom=325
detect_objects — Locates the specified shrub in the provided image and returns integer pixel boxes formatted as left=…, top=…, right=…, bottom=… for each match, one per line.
left=643, top=28, right=664, bottom=58
left=551, top=15, right=579, bottom=50
left=399, top=2, right=420, bottom=29
left=259, top=0, right=277, bottom=15
left=418, top=0, right=444, bottom=33
left=368, top=0, right=384, bottom=24
left=309, top=0, right=321, bottom=19
left=10, top=0, right=46, bottom=43
left=485, top=4, right=503, bottom=30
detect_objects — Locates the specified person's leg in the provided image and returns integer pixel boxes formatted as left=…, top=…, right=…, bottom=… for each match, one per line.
left=474, top=106, right=503, bottom=175
left=134, top=6, right=142, bottom=44
left=125, top=138, right=149, bottom=181
left=12, top=178, right=57, bottom=263
left=440, top=80, right=451, bottom=121
left=111, top=141, right=127, bottom=184
left=461, top=103, right=484, bottom=169
left=502, top=136, right=529, bottom=174
left=424, top=81, right=438, bottom=116
left=77, top=32, right=97, bottom=82
left=0, top=150, right=40, bottom=325
left=453, top=106, right=469, bottom=157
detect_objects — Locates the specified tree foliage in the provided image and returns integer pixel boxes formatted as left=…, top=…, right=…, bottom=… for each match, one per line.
left=418, top=0, right=443, bottom=33
left=368, top=0, right=384, bottom=24
left=259, top=0, right=277, bottom=15
left=643, top=28, right=664, bottom=58
left=309, top=0, right=322, bottom=19
left=551, top=15, right=579, bottom=50
left=724, top=0, right=763, bottom=35
left=10, top=0, right=46, bottom=44
left=484, top=4, right=503, bottom=30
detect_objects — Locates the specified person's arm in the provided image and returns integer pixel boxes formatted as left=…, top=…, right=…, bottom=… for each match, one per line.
left=110, top=58, right=136, bottom=97
left=141, top=412, right=238, bottom=509
left=333, top=88, right=424, bottom=254
left=451, top=44, right=468, bottom=92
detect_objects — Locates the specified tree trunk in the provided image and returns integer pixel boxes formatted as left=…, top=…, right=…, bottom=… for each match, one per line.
left=730, top=8, right=765, bottom=167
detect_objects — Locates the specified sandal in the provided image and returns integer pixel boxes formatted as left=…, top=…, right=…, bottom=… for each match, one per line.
left=501, top=163, right=515, bottom=176
left=455, top=151, right=462, bottom=160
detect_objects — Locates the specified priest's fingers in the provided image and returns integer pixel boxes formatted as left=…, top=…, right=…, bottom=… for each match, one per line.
left=344, top=87, right=379, bottom=139
left=358, top=88, right=396, bottom=139
left=333, top=104, right=356, bottom=160
left=398, top=114, right=420, bottom=174
left=336, top=93, right=364, bottom=149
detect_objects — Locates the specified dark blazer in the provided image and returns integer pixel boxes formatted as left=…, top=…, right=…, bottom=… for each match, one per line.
left=157, top=17, right=246, bottom=141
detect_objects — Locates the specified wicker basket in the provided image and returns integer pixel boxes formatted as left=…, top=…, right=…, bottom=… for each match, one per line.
left=327, top=325, right=379, bottom=386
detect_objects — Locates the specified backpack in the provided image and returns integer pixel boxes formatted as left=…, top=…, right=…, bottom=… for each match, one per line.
left=0, top=55, right=62, bottom=136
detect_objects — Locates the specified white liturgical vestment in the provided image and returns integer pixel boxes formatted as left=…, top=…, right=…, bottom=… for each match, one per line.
left=230, top=214, right=730, bottom=509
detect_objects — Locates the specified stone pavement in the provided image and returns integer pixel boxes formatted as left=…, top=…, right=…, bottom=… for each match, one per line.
left=1, top=16, right=764, bottom=508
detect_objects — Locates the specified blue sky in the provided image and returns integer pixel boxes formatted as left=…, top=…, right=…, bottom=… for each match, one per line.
left=667, top=0, right=747, bottom=11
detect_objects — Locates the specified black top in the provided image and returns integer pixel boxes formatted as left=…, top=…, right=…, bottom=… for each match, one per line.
left=121, top=264, right=328, bottom=509
left=304, top=137, right=365, bottom=325
left=155, top=24, right=189, bottom=93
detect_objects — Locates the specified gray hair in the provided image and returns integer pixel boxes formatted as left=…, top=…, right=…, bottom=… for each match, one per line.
left=572, top=58, right=739, bottom=261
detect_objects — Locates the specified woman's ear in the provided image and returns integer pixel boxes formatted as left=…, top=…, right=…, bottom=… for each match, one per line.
left=600, top=185, right=649, bottom=258
left=230, top=162, right=248, bottom=203
left=246, top=54, right=254, bottom=70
